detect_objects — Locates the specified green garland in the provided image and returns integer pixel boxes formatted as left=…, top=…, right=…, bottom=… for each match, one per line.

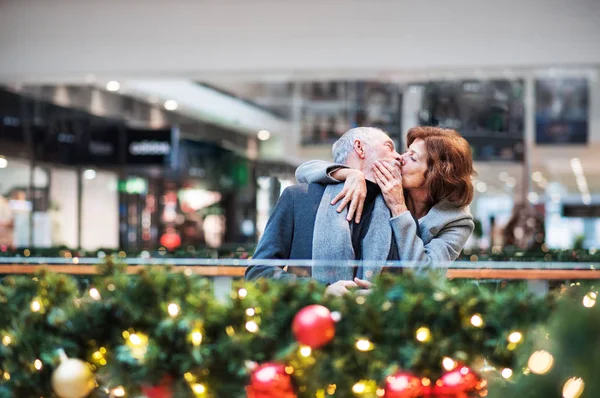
left=2, top=245, right=600, bottom=263
left=0, top=258, right=554, bottom=397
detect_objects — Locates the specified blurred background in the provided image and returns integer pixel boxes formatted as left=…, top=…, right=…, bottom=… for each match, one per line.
left=0, top=0, right=598, bottom=254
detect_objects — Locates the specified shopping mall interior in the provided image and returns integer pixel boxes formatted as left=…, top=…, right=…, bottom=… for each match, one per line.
left=1, top=1, right=599, bottom=397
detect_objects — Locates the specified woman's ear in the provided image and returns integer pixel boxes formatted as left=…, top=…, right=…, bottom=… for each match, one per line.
left=353, top=139, right=366, bottom=159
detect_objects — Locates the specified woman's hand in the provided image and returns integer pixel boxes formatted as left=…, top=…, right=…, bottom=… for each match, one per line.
left=330, top=169, right=367, bottom=223
left=373, top=160, right=408, bottom=217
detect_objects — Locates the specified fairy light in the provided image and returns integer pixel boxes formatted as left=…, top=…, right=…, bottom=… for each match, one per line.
left=376, top=388, right=385, bottom=397
left=326, top=384, right=337, bottom=395
left=285, top=366, right=294, bottom=375
left=112, top=386, right=126, bottom=397
left=356, top=339, right=374, bottom=352
left=3, top=372, right=10, bottom=380
left=2, top=335, right=11, bottom=346
left=442, top=357, right=457, bottom=371
left=352, top=382, right=366, bottom=394
left=30, top=299, right=41, bottom=312
left=246, top=308, right=256, bottom=316
left=167, top=303, right=180, bottom=317
left=583, top=292, right=597, bottom=308
left=563, top=377, right=585, bottom=398
left=415, top=327, right=431, bottom=342
left=299, top=346, right=312, bottom=357
left=421, top=378, right=431, bottom=387
left=245, top=321, right=259, bottom=333
left=508, top=331, right=523, bottom=344
left=34, top=359, right=42, bottom=370
left=191, top=330, right=203, bottom=346
left=192, top=383, right=206, bottom=394
left=501, top=368, right=513, bottom=379
left=126, top=333, right=149, bottom=360
left=528, top=350, right=554, bottom=375
left=89, top=288, right=101, bottom=300
left=470, top=314, right=484, bottom=328
left=238, top=288, right=248, bottom=299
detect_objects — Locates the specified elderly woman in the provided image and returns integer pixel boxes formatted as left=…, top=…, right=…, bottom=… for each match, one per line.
left=296, top=126, right=476, bottom=269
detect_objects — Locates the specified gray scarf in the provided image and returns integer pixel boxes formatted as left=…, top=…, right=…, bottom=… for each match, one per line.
left=312, top=184, right=392, bottom=284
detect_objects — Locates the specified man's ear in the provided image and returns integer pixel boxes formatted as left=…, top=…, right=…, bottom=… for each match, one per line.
left=353, top=139, right=366, bottom=159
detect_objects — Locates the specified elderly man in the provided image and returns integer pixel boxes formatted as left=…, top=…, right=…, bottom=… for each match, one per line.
left=245, top=127, right=401, bottom=296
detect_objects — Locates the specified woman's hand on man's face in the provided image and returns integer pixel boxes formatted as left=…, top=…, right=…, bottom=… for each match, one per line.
left=373, top=160, right=408, bottom=217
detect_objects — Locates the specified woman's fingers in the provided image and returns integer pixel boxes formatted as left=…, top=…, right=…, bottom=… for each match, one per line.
left=374, top=161, right=394, bottom=180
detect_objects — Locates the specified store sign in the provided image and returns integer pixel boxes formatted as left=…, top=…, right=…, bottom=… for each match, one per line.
left=83, top=124, right=120, bottom=165
left=126, top=127, right=173, bottom=165
left=563, top=204, right=600, bottom=218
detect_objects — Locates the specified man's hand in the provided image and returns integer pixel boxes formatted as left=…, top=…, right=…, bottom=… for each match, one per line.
left=330, top=169, right=367, bottom=223
left=325, top=280, right=358, bottom=297
left=353, top=277, right=374, bottom=296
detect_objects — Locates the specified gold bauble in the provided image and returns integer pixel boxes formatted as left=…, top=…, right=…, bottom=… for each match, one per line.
left=51, top=357, right=96, bottom=398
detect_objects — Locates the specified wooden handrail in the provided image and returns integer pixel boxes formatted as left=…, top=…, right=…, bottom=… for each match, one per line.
left=1, top=265, right=600, bottom=280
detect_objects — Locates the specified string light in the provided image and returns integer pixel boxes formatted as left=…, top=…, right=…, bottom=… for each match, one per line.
left=2, top=335, right=11, bottom=346
left=415, top=327, right=431, bottom=342
left=583, top=292, right=597, bottom=308
left=167, top=303, right=180, bottom=317
left=126, top=333, right=149, bottom=361
left=501, top=368, right=513, bottom=379
left=112, top=386, right=126, bottom=397
left=245, top=308, right=256, bottom=316
left=89, top=288, right=101, bottom=300
left=30, top=299, right=42, bottom=312
left=245, top=321, right=258, bottom=333
left=2, top=372, right=10, bottom=380
left=285, top=366, right=294, bottom=375
left=442, top=357, right=457, bottom=371
left=508, top=331, right=523, bottom=344
left=238, top=289, right=248, bottom=299
left=191, top=383, right=206, bottom=395
left=528, top=350, right=554, bottom=375
left=190, top=330, right=203, bottom=346
left=352, top=382, right=366, bottom=394
left=563, top=377, right=585, bottom=398
left=376, top=388, right=385, bottom=397
left=470, top=314, right=484, bottom=328
left=34, top=359, right=42, bottom=370
left=355, top=339, right=374, bottom=352
left=299, top=346, right=312, bottom=357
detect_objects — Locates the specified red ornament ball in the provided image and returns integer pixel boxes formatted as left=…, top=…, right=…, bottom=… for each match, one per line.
left=432, top=366, right=485, bottom=397
left=292, top=305, right=335, bottom=349
left=384, top=371, right=424, bottom=398
left=246, top=363, right=296, bottom=398
left=141, top=375, right=173, bottom=398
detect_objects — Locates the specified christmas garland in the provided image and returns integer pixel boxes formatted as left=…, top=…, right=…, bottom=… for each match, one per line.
left=0, top=259, right=556, bottom=397
left=2, top=245, right=600, bottom=263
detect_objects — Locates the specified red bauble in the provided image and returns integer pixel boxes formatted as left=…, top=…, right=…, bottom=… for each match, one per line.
left=431, top=366, right=484, bottom=398
left=292, top=305, right=335, bottom=349
left=384, top=371, right=425, bottom=398
left=141, top=375, right=173, bottom=398
left=246, top=363, right=296, bottom=398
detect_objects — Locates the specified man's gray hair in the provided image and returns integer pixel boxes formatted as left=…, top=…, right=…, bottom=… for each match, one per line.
left=332, top=127, right=385, bottom=164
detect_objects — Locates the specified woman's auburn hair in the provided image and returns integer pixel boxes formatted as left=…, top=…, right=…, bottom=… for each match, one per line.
left=406, top=126, right=476, bottom=207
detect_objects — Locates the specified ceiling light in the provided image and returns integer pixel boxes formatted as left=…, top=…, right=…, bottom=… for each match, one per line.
left=257, top=130, right=271, bottom=141
left=106, top=81, right=120, bottom=92
left=527, top=192, right=539, bottom=204
left=475, top=181, right=487, bottom=193
left=582, top=193, right=592, bottom=205
left=164, top=100, right=178, bottom=111
left=83, top=169, right=97, bottom=180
